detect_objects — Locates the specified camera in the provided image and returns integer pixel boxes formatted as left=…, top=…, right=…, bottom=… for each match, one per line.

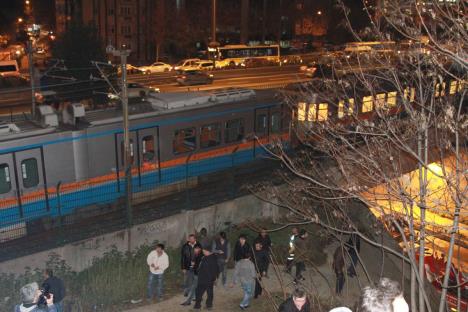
left=37, top=285, right=51, bottom=306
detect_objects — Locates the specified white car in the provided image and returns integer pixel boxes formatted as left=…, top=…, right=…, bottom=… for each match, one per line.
left=173, top=58, right=201, bottom=72
left=195, top=60, right=214, bottom=70
left=138, top=62, right=172, bottom=74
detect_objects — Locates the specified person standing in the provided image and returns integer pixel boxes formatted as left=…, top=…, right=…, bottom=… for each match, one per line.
left=180, top=245, right=202, bottom=306
left=212, top=231, right=231, bottom=287
left=332, top=245, right=345, bottom=295
left=253, top=242, right=268, bottom=298
left=254, top=229, right=272, bottom=275
left=199, top=228, right=211, bottom=249
left=194, top=245, right=219, bottom=310
left=286, top=227, right=299, bottom=273
left=346, top=233, right=360, bottom=277
left=147, top=243, right=169, bottom=302
left=42, top=269, right=65, bottom=312
left=294, top=229, right=308, bottom=282
left=233, top=234, right=251, bottom=262
left=278, top=288, right=310, bottom=312
left=181, top=234, right=201, bottom=296
left=231, top=252, right=256, bottom=310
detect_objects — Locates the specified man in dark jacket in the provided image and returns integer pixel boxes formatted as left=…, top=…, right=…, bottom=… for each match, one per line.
left=42, top=269, right=65, bottom=312
left=181, top=234, right=201, bottom=296
left=193, top=245, right=219, bottom=310
left=212, top=231, right=231, bottom=287
left=332, top=245, right=345, bottom=295
left=294, top=230, right=308, bottom=282
left=345, top=233, right=360, bottom=277
left=233, top=234, right=251, bottom=262
left=254, top=229, right=272, bottom=275
left=278, top=288, right=310, bottom=312
left=180, top=245, right=202, bottom=305
left=253, top=242, right=268, bottom=298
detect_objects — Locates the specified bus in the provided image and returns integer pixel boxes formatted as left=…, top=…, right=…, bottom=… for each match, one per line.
left=211, top=44, right=280, bottom=68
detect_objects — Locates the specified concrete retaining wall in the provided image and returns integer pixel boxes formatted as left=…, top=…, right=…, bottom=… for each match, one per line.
left=0, top=194, right=279, bottom=274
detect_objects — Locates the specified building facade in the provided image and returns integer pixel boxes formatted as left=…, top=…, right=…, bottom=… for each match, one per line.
left=56, top=0, right=161, bottom=63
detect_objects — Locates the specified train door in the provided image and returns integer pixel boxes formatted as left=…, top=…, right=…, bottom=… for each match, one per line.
left=115, top=131, right=138, bottom=192
left=0, top=153, right=21, bottom=222
left=254, top=107, right=270, bottom=157
left=14, top=148, right=49, bottom=218
left=136, top=126, right=160, bottom=188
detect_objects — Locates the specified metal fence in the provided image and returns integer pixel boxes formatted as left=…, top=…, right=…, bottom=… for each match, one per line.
left=0, top=158, right=282, bottom=262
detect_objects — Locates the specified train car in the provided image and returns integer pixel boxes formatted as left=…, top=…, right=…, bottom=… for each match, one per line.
left=0, top=88, right=290, bottom=241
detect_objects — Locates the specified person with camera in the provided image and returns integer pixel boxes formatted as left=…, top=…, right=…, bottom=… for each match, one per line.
left=15, top=282, right=57, bottom=312
left=42, top=269, right=65, bottom=312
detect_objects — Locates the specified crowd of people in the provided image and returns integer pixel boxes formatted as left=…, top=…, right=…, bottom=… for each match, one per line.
left=14, top=226, right=409, bottom=312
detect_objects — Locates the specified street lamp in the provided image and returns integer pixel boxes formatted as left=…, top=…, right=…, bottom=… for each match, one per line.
left=18, top=17, right=24, bottom=23
left=317, top=11, right=322, bottom=15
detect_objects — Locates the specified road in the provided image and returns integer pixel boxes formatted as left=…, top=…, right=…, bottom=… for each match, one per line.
left=0, top=65, right=307, bottom=116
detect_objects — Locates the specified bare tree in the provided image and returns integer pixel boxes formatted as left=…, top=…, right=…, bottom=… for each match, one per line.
left=256, top=1, right=466, bottom=311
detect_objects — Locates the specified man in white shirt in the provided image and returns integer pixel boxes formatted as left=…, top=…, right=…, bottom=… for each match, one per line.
left=147, top=243, right=169, bottom=301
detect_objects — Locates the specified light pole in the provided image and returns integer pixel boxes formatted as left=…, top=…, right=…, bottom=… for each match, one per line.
left=209, top=0, right=219, bottom=67
left=107, top=45, right=132, bottom=227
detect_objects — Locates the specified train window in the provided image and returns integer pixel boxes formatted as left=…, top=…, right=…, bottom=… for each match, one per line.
left=0, top=164, right=11, bottom=194
left=362, top=96, right=373, bottom=113
left=271, top=112, right=281, bottom=133
left=308, top=103, right=328, bottom=121
left=375, top=93, right=386, bottom=110
left=434, top=82, right=446, bottom=98
left=120, top=139, right=135, bottom=166
left=173, top=128, right=196, bottom=154
left=200, top=123, right=221, bottom=148
left=338, top=99, right=355, bottom=118
left=317, top=103, right=328, bottom=121
left=256, top=114, right=268, bottom=136
left=21, top=158, right=39, bottom=188
left=403, top=87, right=415, bottom=103
left=449, top=81, right=457, bottom=95
left=387, top=92, right=397, bottom=107
left=142, top=136, right=155, bottom=162
left=225, top=119, right=245, bottom=143
left=297, top=102, right=307, bottom=121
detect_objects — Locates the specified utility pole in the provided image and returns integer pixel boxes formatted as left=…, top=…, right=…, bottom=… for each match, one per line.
left=27, top=40, right=36, bottom=119
left=108, top=45, right=132, bottom=227
left=209, top=0, right=219, bottom=67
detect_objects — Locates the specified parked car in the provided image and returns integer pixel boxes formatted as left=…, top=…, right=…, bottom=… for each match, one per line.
left=241, top=58, right=276, bottom=68
left=108, top=82, right=160, bottom=100
left=173, top=58, right=201, bottom=72
left=138, top=62, right=172, bottom=74
left=195, top=60, right=214, bottom=70
left=299, top=61, right=317, bottom=77
left=117, top=64, right=144, bottom=75
left=0, top=60, right=20, bottom=77
left=176, top=70, right=213, bottom=86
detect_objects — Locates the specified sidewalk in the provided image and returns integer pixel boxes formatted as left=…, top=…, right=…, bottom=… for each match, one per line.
left=124, top=244, right=364, bottom=312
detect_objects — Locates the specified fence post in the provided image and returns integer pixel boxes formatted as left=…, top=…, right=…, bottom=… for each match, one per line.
left=56, top=181, right=63, bottom=244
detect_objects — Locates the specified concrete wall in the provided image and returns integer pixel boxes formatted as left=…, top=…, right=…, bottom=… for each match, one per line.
left=0, top=194, right=279, bottom=275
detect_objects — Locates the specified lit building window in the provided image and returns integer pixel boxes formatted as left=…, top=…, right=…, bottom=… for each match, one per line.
left=317, top=103, right=328, bottom=121
left=339, top=99, right=355, bottom=118
left=434, top=82, right=446, bottom=98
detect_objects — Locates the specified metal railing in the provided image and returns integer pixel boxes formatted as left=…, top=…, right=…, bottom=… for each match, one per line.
left=0, top=156, right=282, bottom=262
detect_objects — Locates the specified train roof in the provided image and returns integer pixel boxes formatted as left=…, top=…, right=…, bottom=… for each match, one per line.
left=0, top=88, right=278, bottom=142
